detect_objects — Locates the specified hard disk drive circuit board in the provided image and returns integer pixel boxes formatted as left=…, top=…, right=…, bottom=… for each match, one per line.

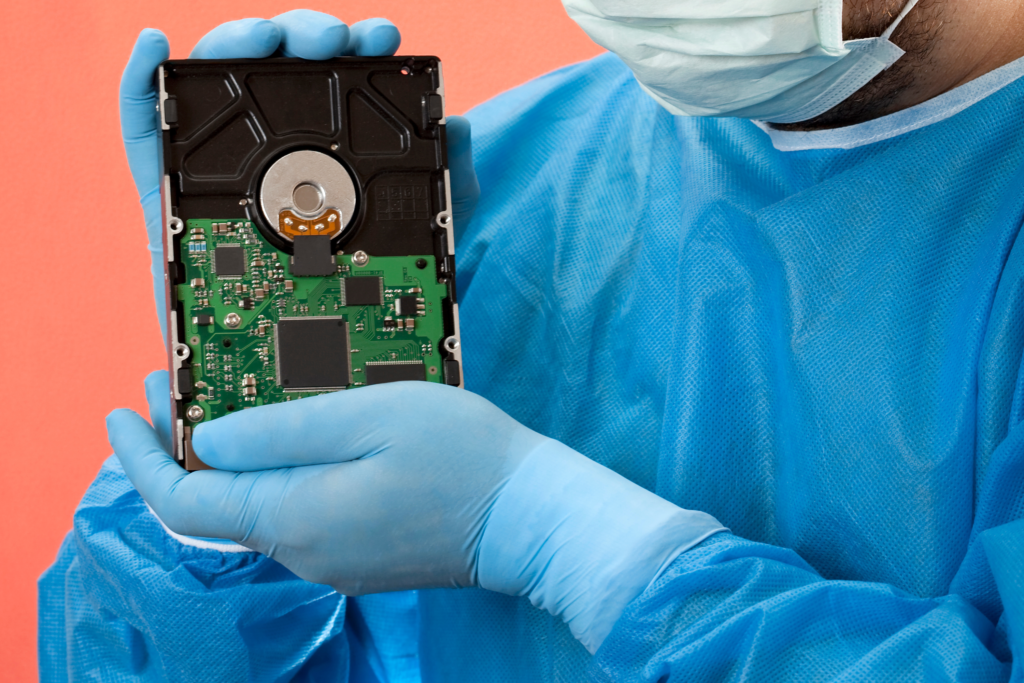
left=160, top=57, right=463, bottom=470
left=179, top=219, right=448, bottom=415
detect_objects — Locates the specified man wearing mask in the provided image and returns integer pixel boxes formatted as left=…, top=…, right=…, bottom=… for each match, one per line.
left=41, top=2, right=1024, bottom=681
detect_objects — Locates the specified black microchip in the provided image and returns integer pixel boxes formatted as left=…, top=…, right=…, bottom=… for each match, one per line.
left=275, top=318, right=350, bottom=390
left=291, top=235, right=336, bottom=277
left=196, top=314, right=214, bottom=326
left=395, top=295, right=419, bottom=316
left=240, top=298, right=254, bottom=310
left=365, top=362, right=425, bottom=385
left=214, top=245, right=245, bottom=277
left=345, top=276, right=383, bottom=306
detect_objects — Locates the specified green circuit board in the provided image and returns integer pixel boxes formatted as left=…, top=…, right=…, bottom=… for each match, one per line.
left=177, top=219, right=447, bottom=426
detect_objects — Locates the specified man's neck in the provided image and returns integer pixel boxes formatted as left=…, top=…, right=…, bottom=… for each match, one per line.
left=890, top=0, right=1024, bottom=112
left=777, top=0, right=1024, bottom=131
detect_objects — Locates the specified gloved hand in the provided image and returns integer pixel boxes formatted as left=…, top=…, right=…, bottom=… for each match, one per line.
left=108, top=371, right=726, bottom=653
left=120, top=11, right=480, bottom=340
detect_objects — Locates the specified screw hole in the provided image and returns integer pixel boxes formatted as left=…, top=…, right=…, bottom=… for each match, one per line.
left=400, top=66, right=411, bottom=76
left=223, top=339, right=232, bottom=348
left=416, top=258, right=428, bottom=269
left=226, top=404, right=235, bottom=412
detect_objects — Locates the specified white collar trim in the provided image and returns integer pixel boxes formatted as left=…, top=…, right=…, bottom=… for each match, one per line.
left=757, top=55, right=1024, bottom=151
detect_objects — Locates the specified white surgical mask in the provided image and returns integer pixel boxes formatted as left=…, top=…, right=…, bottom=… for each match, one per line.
left=562, top=0, right=920, bottom=123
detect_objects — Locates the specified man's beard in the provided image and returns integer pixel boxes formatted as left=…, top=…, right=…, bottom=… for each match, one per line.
left=773, top=0, right=945, bottom=131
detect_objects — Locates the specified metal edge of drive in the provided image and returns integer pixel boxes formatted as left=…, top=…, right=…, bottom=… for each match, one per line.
left=158, top=66, right=170, bottom=131
left=435, top=60, right=447, bottom=125
left=177, top=418, right=186, bottom=463
left=163, top=175, right=176, bottom=264
left=435, top=61, right=463, bottom=389
left=158, top=68, right=180, bottom=458
left=441, top=179, right=464, bottom=389
left=170, top=309, right=185, bottom=401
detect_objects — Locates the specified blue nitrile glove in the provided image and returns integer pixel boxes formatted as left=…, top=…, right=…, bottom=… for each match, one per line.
left=120, top=11, right=479, bottom=340
left=108, top=371, right=726, bottom=653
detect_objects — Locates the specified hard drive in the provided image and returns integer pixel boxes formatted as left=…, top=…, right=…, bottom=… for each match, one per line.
left=158, top=57, right=463, bottom=471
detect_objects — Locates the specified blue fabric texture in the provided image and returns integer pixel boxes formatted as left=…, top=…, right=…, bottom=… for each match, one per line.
left=37, top=456, right=415, bottom=682
left=41, top=51, right=1024, bottom=681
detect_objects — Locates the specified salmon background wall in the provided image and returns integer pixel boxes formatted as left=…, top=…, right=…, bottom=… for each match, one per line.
left=0, top=1, right=601, bottom=678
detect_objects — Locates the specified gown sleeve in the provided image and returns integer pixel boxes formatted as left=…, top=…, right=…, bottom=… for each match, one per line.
left=37, top=456, right=351, bottom=683
left=588, top=423, right=1024, bottom=682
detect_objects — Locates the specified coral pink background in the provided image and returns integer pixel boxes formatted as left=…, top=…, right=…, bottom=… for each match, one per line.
left=0, top=2, right=601, bottom=679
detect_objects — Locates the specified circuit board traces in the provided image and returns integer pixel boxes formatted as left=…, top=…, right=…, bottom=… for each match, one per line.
left=177, top=219, right=446, bottom=425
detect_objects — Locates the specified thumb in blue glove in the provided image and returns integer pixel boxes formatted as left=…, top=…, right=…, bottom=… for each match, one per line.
left=108, top=371, right=725, bottom=653
left=119, top=12, right=479, bottom=340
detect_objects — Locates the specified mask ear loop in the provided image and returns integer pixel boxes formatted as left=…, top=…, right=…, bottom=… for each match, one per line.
left=881, top=0, right=921, bottom=40
left=763, top=0, right=922, bottom=123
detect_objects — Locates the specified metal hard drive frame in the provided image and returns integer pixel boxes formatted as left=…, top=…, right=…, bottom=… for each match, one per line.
left=158, top=57, right=463, bottom=469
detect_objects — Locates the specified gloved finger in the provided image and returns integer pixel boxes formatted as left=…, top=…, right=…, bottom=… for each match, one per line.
left=343, top=18, right=401, bottom=56
left=146, top=466, right=275, bottom=543
left=120, top=29, right=169, bottom=198
left=157, top=464, right=341, bottom=549
left=107, top=407, right=260, bottom=542
left=271, top=10, right=350, bottom=60
left=143, top=194, right=168, bottom=337
left=189, top=18, right=281, bottom=59
left=192, top=383, right=463, bottom=470
left=446, top=116, right=480, bottom=236
left=120, top=29, right=168, bottom=143
left=144, top=370, right=173, bottom=455
left=107, top=408, right=190, bottom=520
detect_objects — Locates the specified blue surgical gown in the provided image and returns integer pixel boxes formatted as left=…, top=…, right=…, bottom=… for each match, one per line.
left=40, top=52, right=1024, bottom=682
